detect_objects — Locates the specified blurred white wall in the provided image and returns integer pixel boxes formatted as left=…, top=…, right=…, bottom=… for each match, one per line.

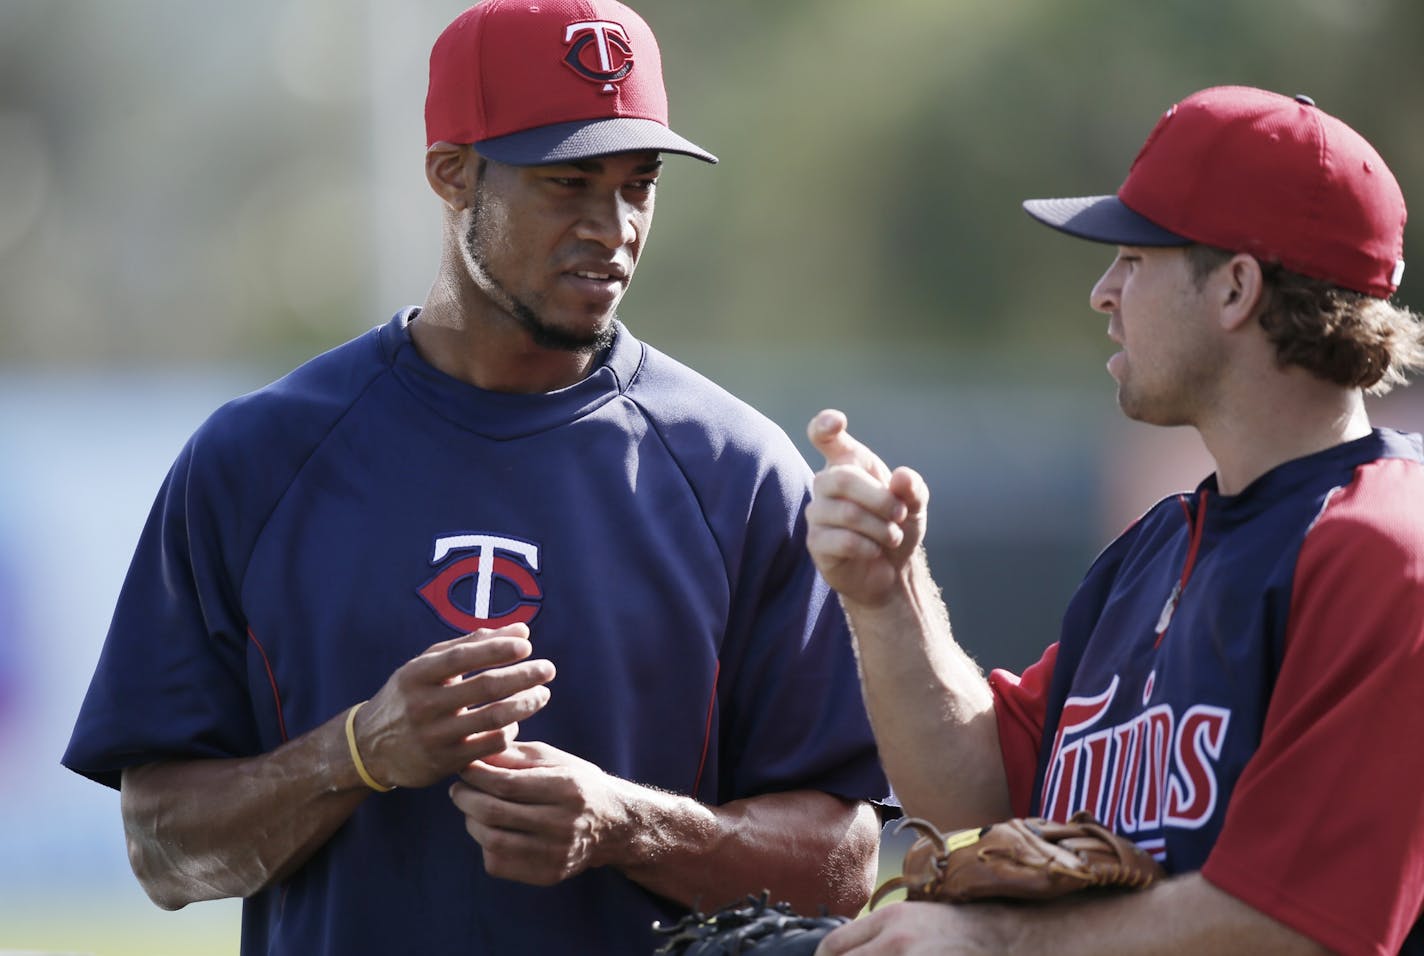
left=0, top=371, right=260, bottom=952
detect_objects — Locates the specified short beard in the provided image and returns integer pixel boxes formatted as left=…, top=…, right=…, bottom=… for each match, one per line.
left=461, top=175, right=617, bottom=356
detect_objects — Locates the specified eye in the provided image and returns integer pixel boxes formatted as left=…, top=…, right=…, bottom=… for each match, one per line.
left=625, top=178, right=658, bottom=196
left=547, top=176, right=588, bottom=189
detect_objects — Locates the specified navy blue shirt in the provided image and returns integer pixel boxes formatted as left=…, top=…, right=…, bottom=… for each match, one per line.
left=994, top=430, right=1424, bottom=955
left=64, top=312, right=889, bottom=955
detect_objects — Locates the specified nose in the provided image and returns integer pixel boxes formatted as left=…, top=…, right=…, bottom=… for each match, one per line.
left=576, top=192, right=639, bottom=250
left=1090, top=258, right=1122, bottom=315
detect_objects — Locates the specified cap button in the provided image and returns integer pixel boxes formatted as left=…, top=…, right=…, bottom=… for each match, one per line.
left=1294, top=93, right=1316, bottom=106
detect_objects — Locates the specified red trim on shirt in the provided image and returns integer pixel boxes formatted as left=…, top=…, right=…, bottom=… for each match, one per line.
left=247, top=627, right=289, bottom=743
left=693, top=660, right=720, bottom=796
left=990, top=642, right=1059, bottom=818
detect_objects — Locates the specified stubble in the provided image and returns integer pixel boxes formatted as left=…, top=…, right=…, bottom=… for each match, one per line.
left=460, top=179, right=617, bottom=356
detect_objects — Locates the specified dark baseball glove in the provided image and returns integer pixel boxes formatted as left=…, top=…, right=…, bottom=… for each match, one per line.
left=652, top=891, right=850, bottom=955
left=870, top=810, right=1165, bottom=908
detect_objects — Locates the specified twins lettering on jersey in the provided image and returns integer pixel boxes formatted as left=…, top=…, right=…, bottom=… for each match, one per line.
left=563, top=20, right=633, bottom=93
left=418, top=533, right=543, bottom=632
left=1041, top=674, right=1231, bottom=858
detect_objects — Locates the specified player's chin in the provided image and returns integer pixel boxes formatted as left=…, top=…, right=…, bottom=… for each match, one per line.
left=564, top=315, right=618, bottom=352
left=1115, top=389, right=1144, bottom=422
left=527, top=309, right=618, bottom=354
left=1116, top=390, right=1186, bottom=428
left=555, top=296, right=621, bottom=331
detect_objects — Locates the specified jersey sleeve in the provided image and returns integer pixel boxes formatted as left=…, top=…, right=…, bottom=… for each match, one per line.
left=607, top=344, right=889, bottom=808
left=988, top=642, right=1059, bottom=818
left=713, top=453, right=891, bottom=807
left=61, top=431, right=263, bottom=789
left=1201, top=458, right=1424, bottom=956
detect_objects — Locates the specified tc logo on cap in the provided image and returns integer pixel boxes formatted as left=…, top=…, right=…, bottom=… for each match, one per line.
left=563, top=20, right=633, bottom=93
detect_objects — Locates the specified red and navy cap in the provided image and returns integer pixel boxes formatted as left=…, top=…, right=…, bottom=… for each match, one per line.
left=1024, top=86, right=1407, bottom=298
left=425, top=0, right=717, bottom=165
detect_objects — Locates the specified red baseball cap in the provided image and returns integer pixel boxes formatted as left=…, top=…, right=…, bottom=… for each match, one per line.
left=1023, top=86, right=1407, bottom=298
left=425, top=0, right=716, bottom=165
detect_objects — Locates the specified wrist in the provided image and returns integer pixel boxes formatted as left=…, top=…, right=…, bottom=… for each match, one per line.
left=609, top=784, right=714, bottom=872
left=838, top=564, right=920, bottom=616
left=345, top=702, right=395, bottom=793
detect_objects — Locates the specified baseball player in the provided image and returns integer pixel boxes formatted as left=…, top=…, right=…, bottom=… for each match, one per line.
left=61, top=2, right=890, bottom=953
left=806, top=87, right=1424, bottom=955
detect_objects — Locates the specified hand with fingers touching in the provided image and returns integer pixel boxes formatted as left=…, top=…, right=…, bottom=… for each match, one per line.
left=450, top=739, right=882, bottom=920
left=351, top=625, right=556, bottom=791
left=108, top=624, right=557, bottom=914
left=802, top=411, right=1010, bottom=831
left=804, top=409, right=930, bottom=608
left=448, top=740, right=629, bottom=886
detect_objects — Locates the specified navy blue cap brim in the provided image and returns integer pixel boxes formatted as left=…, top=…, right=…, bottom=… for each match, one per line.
left=1022, top=195, right=1187, bottom=246
left=475, top=117, right=717, bottom=166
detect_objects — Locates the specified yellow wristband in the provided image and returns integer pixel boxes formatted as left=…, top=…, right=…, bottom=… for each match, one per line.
left=345, top=701, right=395, bottom=792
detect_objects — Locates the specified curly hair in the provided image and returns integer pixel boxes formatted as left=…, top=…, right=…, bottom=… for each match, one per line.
left=1186, top=244, right=1424, bottom=395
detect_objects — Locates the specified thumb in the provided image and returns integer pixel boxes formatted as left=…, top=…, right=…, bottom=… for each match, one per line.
left=808, top=409, right=891, bottom=483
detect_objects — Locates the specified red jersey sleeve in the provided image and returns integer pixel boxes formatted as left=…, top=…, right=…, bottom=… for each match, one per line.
left=989, top=642, right=1059, bottom=818
left=1202, top=458, right=1424, bottom=956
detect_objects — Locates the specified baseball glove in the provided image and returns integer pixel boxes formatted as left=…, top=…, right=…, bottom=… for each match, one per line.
left=870, top=810, right=1165, bottom=908
left=652, top=891, right=850, bottom=955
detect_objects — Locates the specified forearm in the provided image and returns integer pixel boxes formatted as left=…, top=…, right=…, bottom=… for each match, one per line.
left=843, top=549, right=1010, bottom=829
left=612, top=788, right=881, bottom=916
left=967, top=872, right=1330, bottom=956
left=824, top=873, right=1329, bottom=955
left=121, top=710, right=371, bottom=909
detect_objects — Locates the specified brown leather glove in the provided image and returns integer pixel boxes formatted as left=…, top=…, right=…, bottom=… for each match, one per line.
left=871, top=811, right=1166, bottom=908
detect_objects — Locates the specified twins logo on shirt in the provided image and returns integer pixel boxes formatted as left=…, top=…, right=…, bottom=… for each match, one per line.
left=418, top=533, right=543, bottom=632
left=1040, top=675, right=1231, bottom=858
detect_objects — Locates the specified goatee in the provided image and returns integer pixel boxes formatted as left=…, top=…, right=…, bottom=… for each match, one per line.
left=462, top=187, right=617, bottom=356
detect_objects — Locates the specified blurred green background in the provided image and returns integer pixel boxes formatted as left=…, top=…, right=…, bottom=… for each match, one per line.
left=3, top=1, right=1423, bottom=952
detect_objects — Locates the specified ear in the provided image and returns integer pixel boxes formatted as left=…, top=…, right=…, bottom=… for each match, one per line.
left=425, top=142, right=476, bottom=210
left=1217, top=253, right=1265, bottom=332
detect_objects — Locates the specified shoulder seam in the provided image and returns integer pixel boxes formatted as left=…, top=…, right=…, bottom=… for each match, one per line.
left=620, top=389, right=736, bottom=598
left=233, top=360, right=393, bottom=604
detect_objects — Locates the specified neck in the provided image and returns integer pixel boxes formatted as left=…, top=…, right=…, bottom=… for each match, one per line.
left=412, top=255, right=599, bottom=395
left=1196, top=372, right=1371, bottom=495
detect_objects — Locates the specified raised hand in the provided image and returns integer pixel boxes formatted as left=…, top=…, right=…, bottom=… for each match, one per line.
left=805, top=409, right=929, bottom=607
left=353, top=625, right=556, bottom=790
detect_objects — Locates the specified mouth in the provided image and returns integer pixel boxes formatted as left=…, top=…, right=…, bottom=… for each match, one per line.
left=1106, top=347, right=1127, bottom=381
left=565, top=259, right=630, bottom=281
left=1104, top=320, right=1126, bottom=379
left=562, top=266, right=628, bottom=303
